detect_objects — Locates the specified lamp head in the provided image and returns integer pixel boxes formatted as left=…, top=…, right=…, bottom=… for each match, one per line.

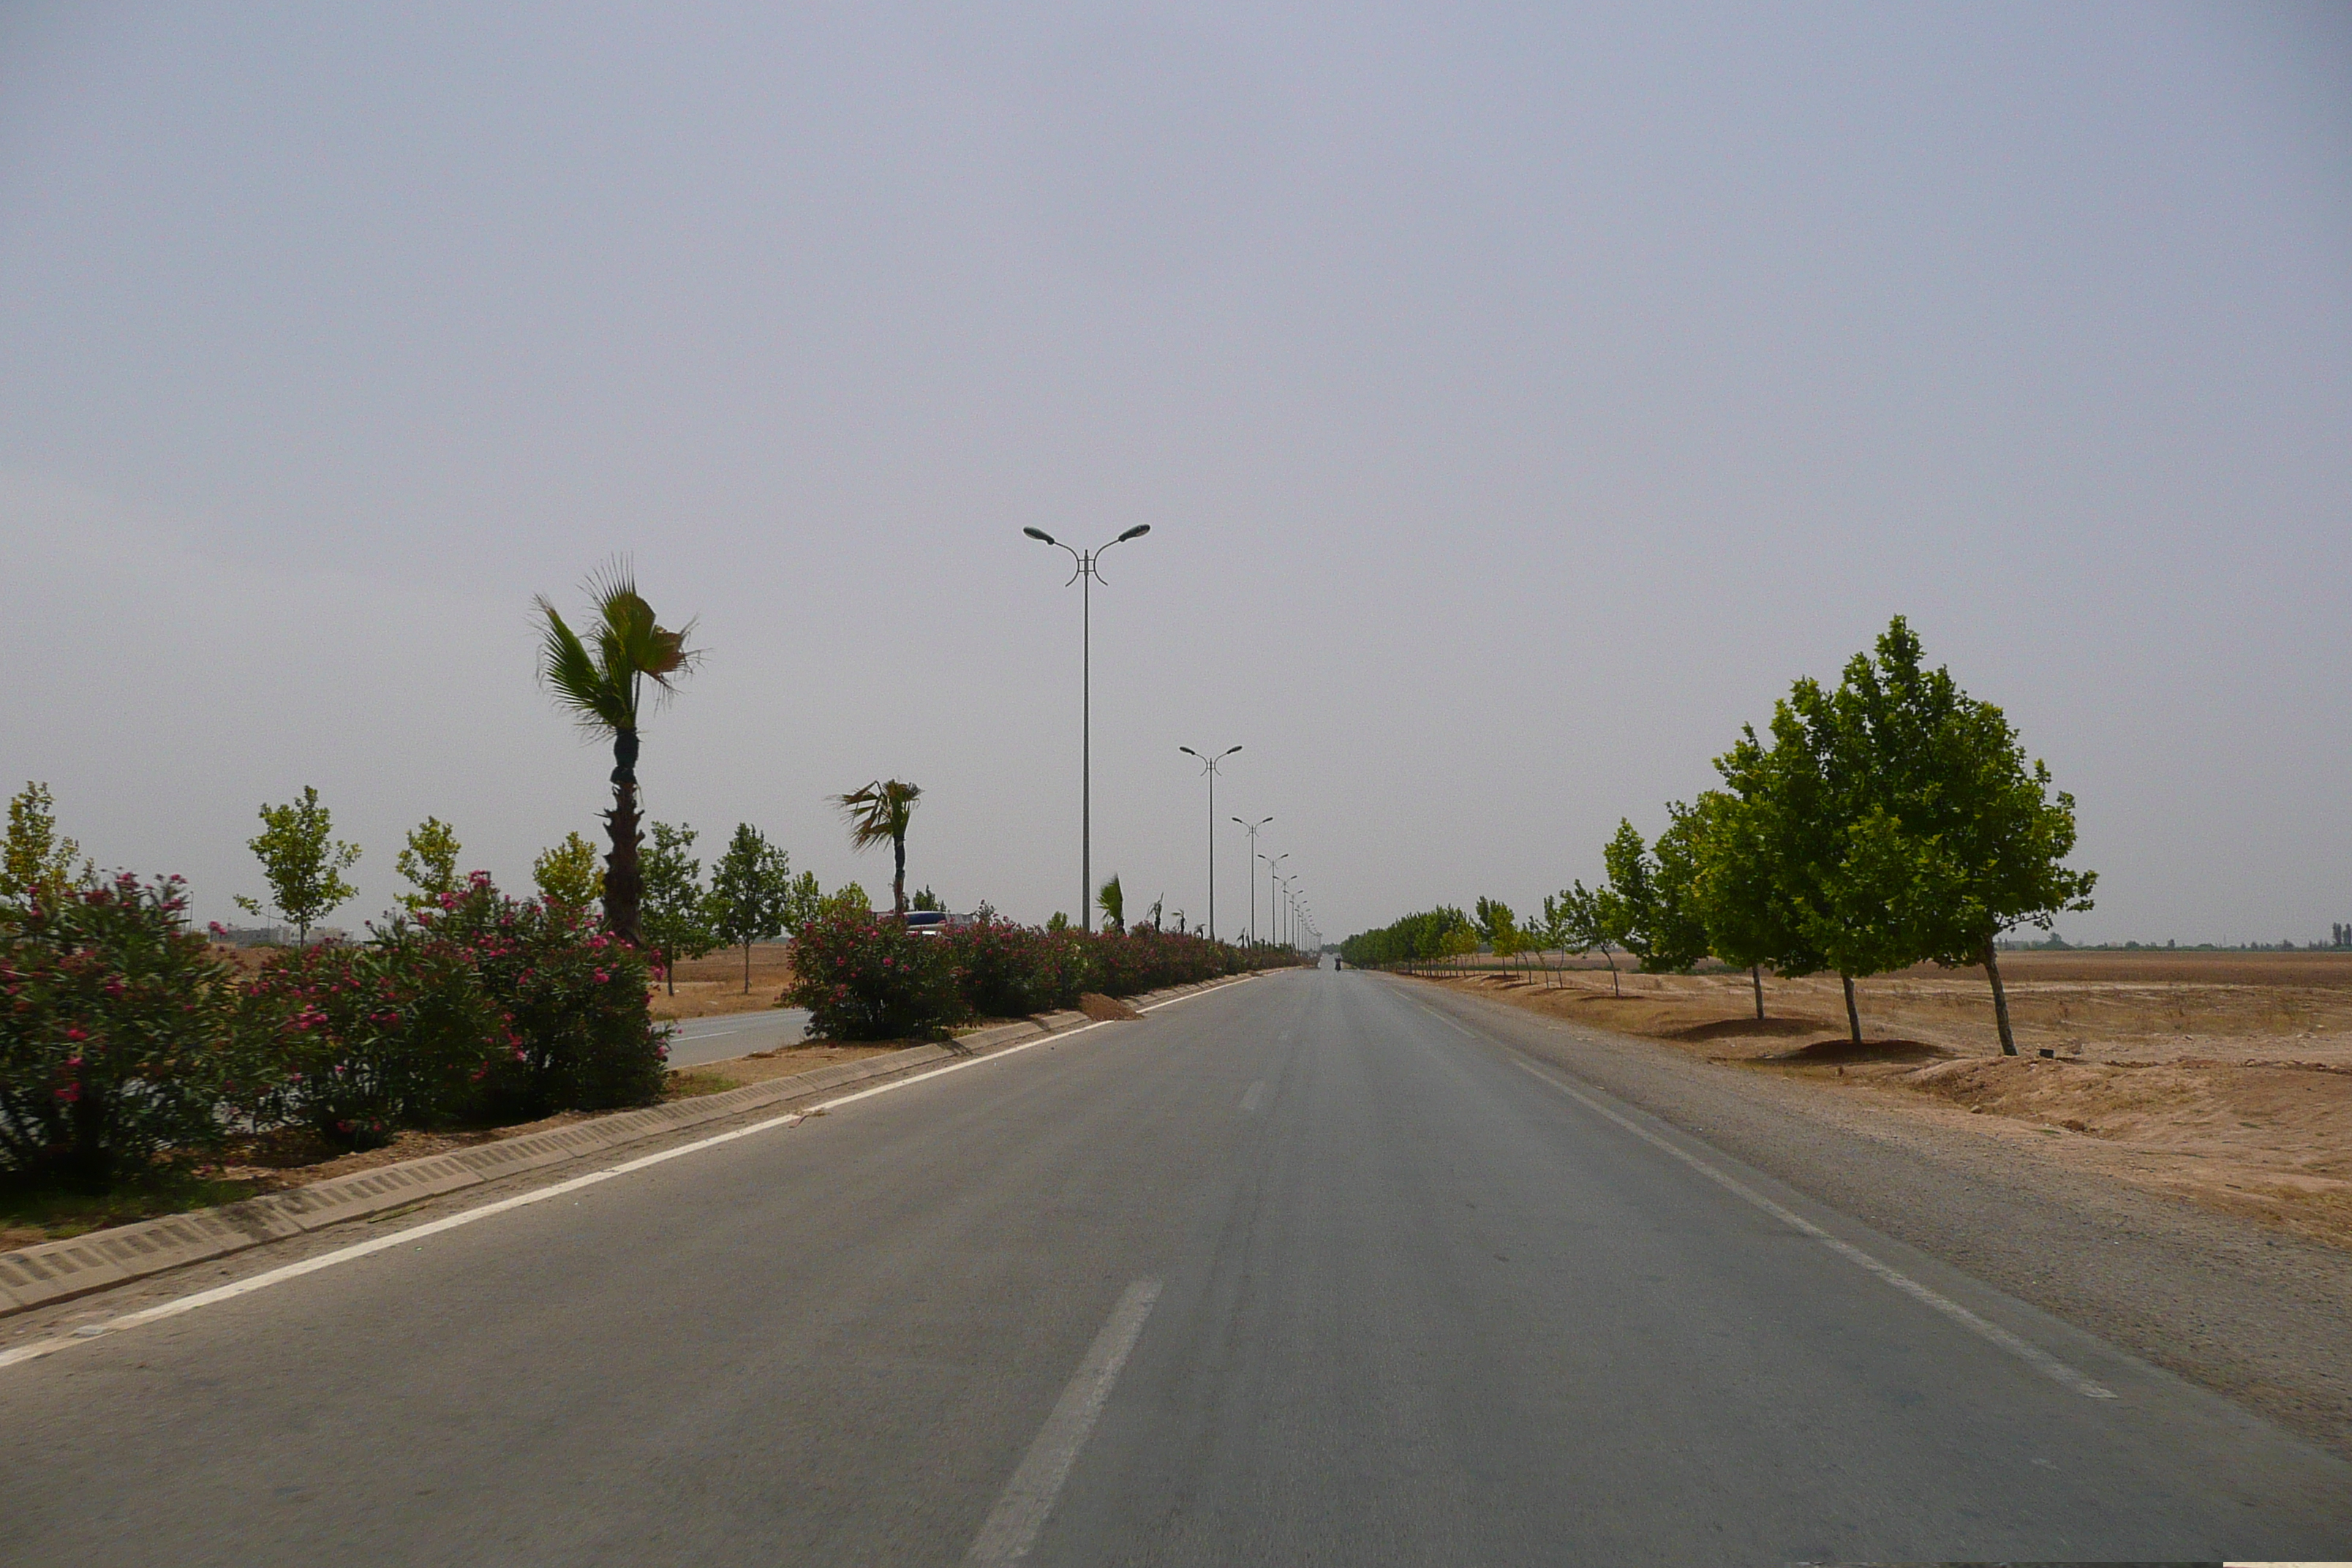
left=1180, top=746, right=1199, bottom=757
left=1117, top=524, right=1151, bottom=542
left=1023, top=527, right=1056, bottom=545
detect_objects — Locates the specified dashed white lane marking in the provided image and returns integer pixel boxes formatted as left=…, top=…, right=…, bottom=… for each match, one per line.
left=1506, top=1058, right=2114, bottom=1400
left=965, top=1278, right=1161, bottom=1565
left=0, top=979, right=1255, bottom=1376
left=1240, top=1081, right=1267, bottom=1113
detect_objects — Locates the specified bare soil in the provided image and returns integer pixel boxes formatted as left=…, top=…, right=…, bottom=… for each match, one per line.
left=649, top=943, right=796, bottom=1019
left=1406, top=951, right=2352, bottom=1251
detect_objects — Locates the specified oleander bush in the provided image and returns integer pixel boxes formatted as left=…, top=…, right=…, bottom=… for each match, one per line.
left=235, top=934, right=512, bottom=1150
left=786, top=905, right=966, bottom=1040
left=0, top=875, right=238, bottom=1191
left=413, top=875, right=670, bottom=1117
left=942, top=916, right=1098, bottom=1016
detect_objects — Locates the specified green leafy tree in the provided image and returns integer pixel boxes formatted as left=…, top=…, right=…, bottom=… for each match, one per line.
left=1545, top=882, right=1624, bottom=995
left=780, top=870, right=826, bottom=936
left=639, top=821, right=716, bottom=996
left=533, top=831, right=607, bottom=911
left=708, top=823, right=795, bottom=992
left=395, top=817, right=463, bottom=912
left=835, top=780, right=922, bottom=918
left=1, top=782, right=91, bottom=910
left=910, top=885, right=943, bottom=913
left=1677, top=791, right=1787, bottom=1019
left=1098, top=873, right=1126, bottom=934
left=815, top=879, right=872, bottom=921
left=535, top=562, right=703, bottom=946
left=1812, top=617, right=2097, bottom=1055
left=235, top=786, right=361, bottom=945
left=1046, top=911, right=1072, bottom=933
left=1591, top=818, right=1713, bottom=977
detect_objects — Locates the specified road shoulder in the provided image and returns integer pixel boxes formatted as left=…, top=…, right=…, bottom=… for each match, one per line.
left=1388, top=973, right=2352, bottom=1460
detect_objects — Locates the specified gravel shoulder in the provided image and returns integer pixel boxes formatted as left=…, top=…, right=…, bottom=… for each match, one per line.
left=1395, top=973, right=2352, bottom=1460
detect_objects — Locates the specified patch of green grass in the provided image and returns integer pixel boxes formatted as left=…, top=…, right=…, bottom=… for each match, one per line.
left=663, top=1069, right=735, bottom=1099
left=0, top=1167, right=269, bottom=1245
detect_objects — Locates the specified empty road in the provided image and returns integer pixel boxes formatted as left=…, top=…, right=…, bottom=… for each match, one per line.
left=3, top=968, right=2346, bottom=1564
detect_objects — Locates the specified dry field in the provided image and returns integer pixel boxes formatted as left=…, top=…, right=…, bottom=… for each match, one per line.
left=1409, top=951, right=2352, bottom=1251
left=650, top=943, right=796, bottom=1019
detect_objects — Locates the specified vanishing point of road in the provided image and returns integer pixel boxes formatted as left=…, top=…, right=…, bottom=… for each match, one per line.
left=4, top=968, right=2346, bottom=1563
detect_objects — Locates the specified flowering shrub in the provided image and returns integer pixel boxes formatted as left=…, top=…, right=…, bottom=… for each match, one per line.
left=786, top=905, right=965, bottom=1040
left=1088, top=928, right=1243, bottom=996
left=941, top=916, right=1098, bottom=1017
left=0, top=875, right=237, bottom=1191
left=236, top=935, right=510, bottom=1149
left=412, top=875, right=669, bottom=1117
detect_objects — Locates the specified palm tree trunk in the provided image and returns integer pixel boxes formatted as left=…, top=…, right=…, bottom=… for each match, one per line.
left=603, top=729, right=644, bottom=944
left=892, top=834, right=907, bottom=919
left=1842, top=973, right=1862, bottom=1046
left=1984, top=941, right=2019, bottom=1056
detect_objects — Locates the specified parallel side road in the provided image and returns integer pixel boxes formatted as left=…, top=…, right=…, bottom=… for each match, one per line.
left=1, top=970, right=2345, bottom=1564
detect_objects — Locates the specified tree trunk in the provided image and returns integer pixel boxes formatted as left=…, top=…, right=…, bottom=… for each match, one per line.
left=1984, top=941, right=2019, bottom=1056
left=1751, top=964, right=1765, bottom=1020
left=1605, top=947, right=1621, bottom=997
left=742, top=938, right=752, bottom=995
left=892, top=835, right=907, bottom=919
left=601, top=729, right=644, bottom=945
left=1842, top=973, right=1862, bottom=1047
left=666, top=949, right=676, bottom=997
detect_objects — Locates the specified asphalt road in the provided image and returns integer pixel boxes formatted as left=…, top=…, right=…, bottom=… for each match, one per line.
left=4, top=968, right=2347, bottom=1564
left=663, top=1006, right=811, bottom=1067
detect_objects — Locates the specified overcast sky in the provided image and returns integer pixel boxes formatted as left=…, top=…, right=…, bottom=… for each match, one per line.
left=4, top=2, right=2347, bottom=946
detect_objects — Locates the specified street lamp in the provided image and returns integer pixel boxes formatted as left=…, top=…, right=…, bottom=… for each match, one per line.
left=1180, top=746, right=1241, bottom=941
left=1232, top=815, right=1272, bottom=941
left=1277, top=874, right=1299, bottom=950
left=1023, top=524, right=1151, bottom=932
left=1257, top=851, right=1288, bottom=947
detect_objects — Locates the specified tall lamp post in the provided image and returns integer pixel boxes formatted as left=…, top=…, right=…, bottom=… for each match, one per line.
left=1257, top=851, right=1288, bottom=947
left=1232, top=816, right=1272, bottom=942
left=1180, top=746, right=1242, bottom=941
left=1024, top=524, right=1150, bottom=931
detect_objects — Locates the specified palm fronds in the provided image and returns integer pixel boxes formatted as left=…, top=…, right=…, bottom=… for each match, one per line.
left=534, top=559, right=703, bottom=736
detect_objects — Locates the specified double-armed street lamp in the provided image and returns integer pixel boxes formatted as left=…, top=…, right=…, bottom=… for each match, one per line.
left=1257, top=851, right=1288, bottom=946
left=1232, top=815, right=1272, bottom=940
left=1179, top=746, right=1242, bottom=941
left=1023, top=524, right=1150, bottom=932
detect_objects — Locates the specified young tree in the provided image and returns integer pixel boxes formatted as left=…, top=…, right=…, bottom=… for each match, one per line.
left=1, top=782, right=91, bottom=910
left=638, top=821, right=716, bottom=995
left=780, top=870, right=825, bottom=937
left=1591, top=817, right=1714, bottom=978
left=835, top=780, right=922, bottom=918
left=1683, top=787, right=1806, bottom=1021
left=395, top=817, right=463, bottom=911
left=910, top=885, right=943, bottom=913
left=533, top=831, right=607, bottom=911
left=1546, top=883, right=1622, bottom=995
left=235, top=786, right=361, bottom=945
left=1816, top=617, right=2097, bottom=1055
left=708, top=823, right=795, bottom=992
left=535, top=562, right=703, bottom=946
left=1098, top=873, right=1126, bottom=934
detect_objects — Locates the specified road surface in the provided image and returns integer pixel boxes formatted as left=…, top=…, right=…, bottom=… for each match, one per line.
left=662, top=1006, right=811, bottom=1067
left=2, top=968, right=2345, bottom=1564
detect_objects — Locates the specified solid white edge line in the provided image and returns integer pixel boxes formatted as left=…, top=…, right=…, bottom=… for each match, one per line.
left=965, top=1278, right=1162, bottom=1565
left=0, top=974, right=1259, bottom=1375
left=1504, top=1058, right=2116, bottom=1400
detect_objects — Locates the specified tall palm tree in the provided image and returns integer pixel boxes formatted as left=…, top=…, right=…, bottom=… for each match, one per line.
left=836, top=780, right=921, bottom=919
left=535, top=563, right=701, bottom=945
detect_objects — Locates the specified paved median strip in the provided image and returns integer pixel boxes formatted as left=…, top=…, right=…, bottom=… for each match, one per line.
left=0, top=975, right=1254, bottom=1371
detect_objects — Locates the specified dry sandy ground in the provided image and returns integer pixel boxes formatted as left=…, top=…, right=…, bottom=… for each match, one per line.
left=649, top=943, right=796, bottom=1019
left=1408, top=951, right=2352, bottom=1252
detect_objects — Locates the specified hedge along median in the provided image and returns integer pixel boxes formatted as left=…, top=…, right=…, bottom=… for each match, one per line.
left=0, top=973, right=1259, bottom=1319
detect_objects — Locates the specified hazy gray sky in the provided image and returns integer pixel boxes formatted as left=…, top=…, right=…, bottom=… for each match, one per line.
left=4, top=2, right=2347, bottom=945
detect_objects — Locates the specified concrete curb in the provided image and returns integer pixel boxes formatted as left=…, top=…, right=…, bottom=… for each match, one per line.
left=0, top=975, right=1251, bottom=1319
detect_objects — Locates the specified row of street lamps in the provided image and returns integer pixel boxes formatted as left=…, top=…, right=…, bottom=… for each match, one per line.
left=1024, top=527, right=1316, bottom=951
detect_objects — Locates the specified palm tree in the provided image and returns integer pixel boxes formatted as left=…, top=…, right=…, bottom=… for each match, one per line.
left=836, top=780, right=921, bottom=919
left=535, top=563, right=701, bottom=945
